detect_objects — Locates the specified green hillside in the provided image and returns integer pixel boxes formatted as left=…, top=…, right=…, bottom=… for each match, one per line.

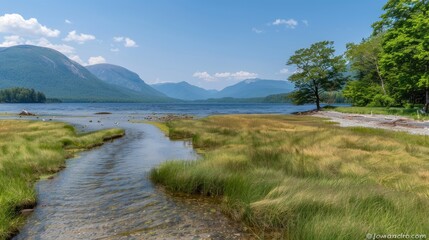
left=0, top=45, right=170, bottom=102
left=87, top=64, right=168, bottom=99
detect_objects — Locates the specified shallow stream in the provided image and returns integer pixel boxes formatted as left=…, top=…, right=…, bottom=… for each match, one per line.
left=13, top=115, right=249, bottom=239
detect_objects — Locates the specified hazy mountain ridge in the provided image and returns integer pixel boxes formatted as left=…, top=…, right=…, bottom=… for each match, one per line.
left=87, top=63, right=167, bottom=99
left=151, top=81, right=217, bottom=100
left=215, top=79, right=295, bottom=98
left=152, top=79, right=295, bottom=100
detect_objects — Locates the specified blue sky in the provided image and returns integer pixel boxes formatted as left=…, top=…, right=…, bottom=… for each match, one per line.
left=0, top=0, right=385, bottom=90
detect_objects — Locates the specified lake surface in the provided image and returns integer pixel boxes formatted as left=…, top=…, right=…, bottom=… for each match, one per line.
left=0, top=102, right=317, bottom=116
left=3, top=103, right=318, bottom=239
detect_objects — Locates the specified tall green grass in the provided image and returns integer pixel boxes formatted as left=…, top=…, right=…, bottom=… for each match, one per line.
left=0, top=120, right=124, bottom=239
left=151, top=115, right=429, bottom=239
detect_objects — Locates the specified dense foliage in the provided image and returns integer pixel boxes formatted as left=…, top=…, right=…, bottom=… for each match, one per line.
left=0, top=87, right=46, bottom=103
left=287, top=41, right=347, bottom=110
left=343, top=0, right=429, bottom=111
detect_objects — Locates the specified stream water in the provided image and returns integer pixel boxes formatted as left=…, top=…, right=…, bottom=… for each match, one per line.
left=12, top=115, right=248, bottom=239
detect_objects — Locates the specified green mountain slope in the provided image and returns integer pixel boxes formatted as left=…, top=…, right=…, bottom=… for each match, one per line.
left=0, top=45, right=169, bottom=102
left=87, top=63, right=167, bottom=99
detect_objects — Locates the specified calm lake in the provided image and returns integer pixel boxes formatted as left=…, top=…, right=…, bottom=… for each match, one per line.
left=0, top=102, right=317, bottom=116
left=2, top=103, right=316, bottom=239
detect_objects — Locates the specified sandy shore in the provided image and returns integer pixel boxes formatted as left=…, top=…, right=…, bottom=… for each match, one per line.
left=311, top=111, right=429, bottom=136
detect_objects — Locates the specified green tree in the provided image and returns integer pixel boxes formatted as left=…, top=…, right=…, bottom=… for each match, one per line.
left=287, top=41, right=347, bottom=110
left=345, top=34, right=386, bottom=94
left=374, top=0, right=429, bottom=112
left=0, top=87, right=46, bottom=103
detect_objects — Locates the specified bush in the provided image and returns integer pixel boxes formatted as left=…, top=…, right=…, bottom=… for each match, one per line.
left=368, top=94, right=396, bottom=107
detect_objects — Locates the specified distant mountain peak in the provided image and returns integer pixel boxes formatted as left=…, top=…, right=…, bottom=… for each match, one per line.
left=87, top=63, right=167, bottom=99
left=152, top=79, right=294, bottom=100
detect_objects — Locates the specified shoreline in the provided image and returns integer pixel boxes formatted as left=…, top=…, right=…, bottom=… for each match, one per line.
left=310, top=110, right=429, bottom=136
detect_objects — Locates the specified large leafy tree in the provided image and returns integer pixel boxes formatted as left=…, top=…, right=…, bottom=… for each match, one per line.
left=287, top=41, right=347, bottom=110
left=374, top=0, right=429, bottom=111
left=345, top=34, right=386, bottom=94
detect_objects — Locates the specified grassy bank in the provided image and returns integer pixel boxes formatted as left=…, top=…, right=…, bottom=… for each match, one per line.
left=151, top=115, right=429, bottom=239
left=326, top=106, right=429, bottom=120
left=0, top=120, right=124, bottom=239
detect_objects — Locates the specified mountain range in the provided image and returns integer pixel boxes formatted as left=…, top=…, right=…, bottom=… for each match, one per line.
left=0, top=45, right=170, bottom=102
left=0, top=45, right=295, bottom=102
left=151, top=81, right=217, bottom=100
left=151, top=79, right=294, bottom=100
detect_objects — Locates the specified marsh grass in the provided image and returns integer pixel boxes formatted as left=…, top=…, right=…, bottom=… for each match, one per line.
left=0, top=120, right=124, bottom=239
left=151, top=115, right=429, bottom=239
left=328, top=106, right=429, bottom=120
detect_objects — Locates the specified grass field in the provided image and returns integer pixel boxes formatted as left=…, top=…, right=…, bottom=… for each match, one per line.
left=327, top=106, right=429, bottom=120
left=151, top=115, right=429, bottom=239
left=0, top=120, right=124, bottom=239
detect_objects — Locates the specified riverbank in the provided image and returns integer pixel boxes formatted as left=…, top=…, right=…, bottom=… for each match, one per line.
left=151, top=114, right=429, bottom=239
left=0, top=120, right=124, bottom=239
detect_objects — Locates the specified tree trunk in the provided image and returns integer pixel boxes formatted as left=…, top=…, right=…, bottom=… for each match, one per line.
left=375, top=63, right=386, bottom=95
left=315, top=86, right=321, bottom=111
left=425, top=88, right=429, bottom=113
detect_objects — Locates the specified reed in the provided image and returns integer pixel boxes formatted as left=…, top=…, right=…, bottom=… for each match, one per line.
left=0, top=120, right=124, bottom=239
left=151, top=115, right=429, bottom=239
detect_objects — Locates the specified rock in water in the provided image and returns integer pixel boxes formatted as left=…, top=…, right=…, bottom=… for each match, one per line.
left=19, top=110, right=36, bottom=116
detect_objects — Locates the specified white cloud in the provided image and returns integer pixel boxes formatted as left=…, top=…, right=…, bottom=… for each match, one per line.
left=69, top=55, right=106, bottom=66
left=88, top=56, right=106, bottom=65
left=25, top=37, right=75, bottom=54
left=110, top=48, right=119, bottom=52
left=279, top=68, right=290, bottom=75
left=272, top=18, right=298, bottom=28
left=113, top=36, right=138, bottom=47
left=63, top=30, right=95, bottom=44
left=228, top=71, right=258, bottom=80
left=124, top=37, right=137, bottom=47
left=252, top=27, right=262, bottom=34
left=302, top=20, right=309, bottom=26
left=0, top=34, right=104, bottom=67
left=214, top=72, right=231, bottom=78
left=69, top=55, right=85, bottom=65
left=193, top=71, right=215, bottom=82
left=113, top=36, right=124, bottom=42
left=0, top=35, right=25, bottom=47
left=0, top=13, right=60, bottom=37
left=65, top=19, right=72, bottom=24
left=194, top=71, right=258, bottom=82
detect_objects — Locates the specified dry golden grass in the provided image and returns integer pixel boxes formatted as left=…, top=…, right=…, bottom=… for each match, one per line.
left=151, top=115, right=429, bottom=239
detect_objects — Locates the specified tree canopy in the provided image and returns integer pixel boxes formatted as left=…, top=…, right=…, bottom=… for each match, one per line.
left=287, top=41, right=347, bottom=110
left=0, top=87, right=46, bottom=103
left=337, top=0, right=429, bottom=112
